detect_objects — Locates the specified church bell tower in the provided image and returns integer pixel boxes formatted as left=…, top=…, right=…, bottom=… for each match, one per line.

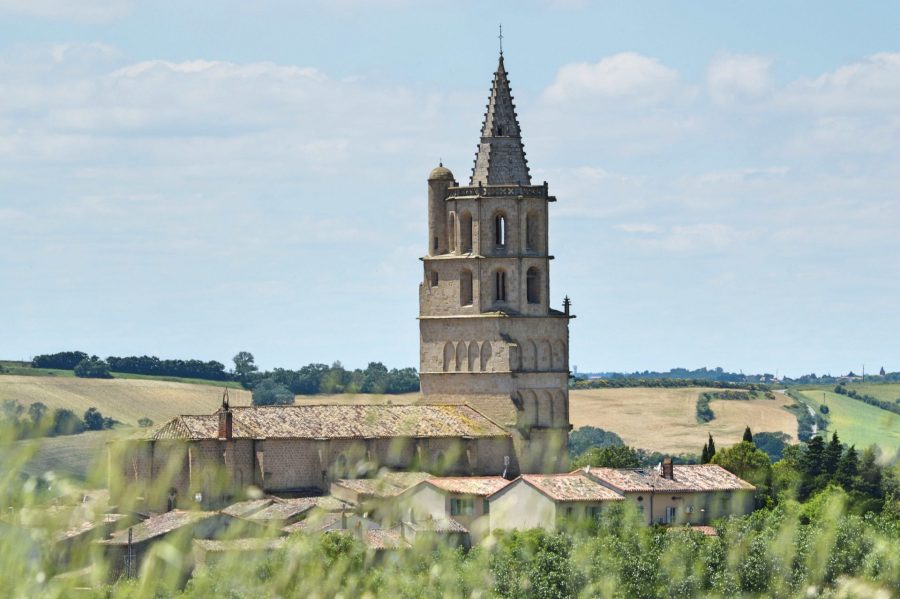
left=418, top=51, right=572, bottom=474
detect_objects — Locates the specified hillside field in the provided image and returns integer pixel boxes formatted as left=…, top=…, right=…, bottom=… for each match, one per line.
left=569, top=387, right=798, bottom=455
left=797, top=386, right=900, bottom=456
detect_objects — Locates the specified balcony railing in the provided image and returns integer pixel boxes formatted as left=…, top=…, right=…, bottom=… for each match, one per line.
left=447, top=182, right=549, bottom=199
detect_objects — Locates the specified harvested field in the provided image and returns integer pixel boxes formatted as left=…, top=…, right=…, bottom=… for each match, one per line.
left=569, top=387, right=798, bottom=454
left=0, top=375, right=420, bottom=427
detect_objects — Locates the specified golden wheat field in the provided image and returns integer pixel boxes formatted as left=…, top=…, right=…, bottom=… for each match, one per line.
left=0, top=375, right=421, bottom=427
left=569, top=387, right=798, bottom=454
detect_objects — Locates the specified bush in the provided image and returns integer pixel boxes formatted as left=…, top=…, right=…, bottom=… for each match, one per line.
left=568, top=426, right=624, bottom=457
left=137, top=417, right=154, bottom=428
left=73, top=357, right=111, bottom=379
left=31, top=351, right=88, bottom=370
left=50, top=408, right=84, bottom=436
left=252, top=378, right=295, bottom=406
left=572, top=445, right=641, bottom=468
left=83, top=407, right=104, bottom=431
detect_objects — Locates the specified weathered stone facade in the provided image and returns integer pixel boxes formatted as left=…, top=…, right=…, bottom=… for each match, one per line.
left=420, top=54, right=572, bottom=473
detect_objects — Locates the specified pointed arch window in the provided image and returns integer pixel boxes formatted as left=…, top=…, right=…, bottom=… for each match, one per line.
left=448, top=212, right=457, bottom=253
left=494, top=213, right=507, bottom=248
left=526, top=267, right=540, bottom=304
left=495, top=270, right=507, bottom=303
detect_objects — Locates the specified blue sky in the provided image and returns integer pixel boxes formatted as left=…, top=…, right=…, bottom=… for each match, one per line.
left=1, top=1, right=898, bottom=376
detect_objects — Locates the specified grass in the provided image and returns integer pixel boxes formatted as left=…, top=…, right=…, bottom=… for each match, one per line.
left=569, top=387, right=798, bottom=454
left=797, top=387, right=900, bottom=456
left=10, top=429, right=120, bottom=481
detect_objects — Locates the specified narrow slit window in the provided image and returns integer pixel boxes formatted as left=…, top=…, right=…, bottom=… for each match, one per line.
left=431, top=271, right=439, bottom=287
left=494, top=214, right=506, bottom=247
left=460, top=269, right=473, bottom=306
left=526, top=267, right=540, bottom=304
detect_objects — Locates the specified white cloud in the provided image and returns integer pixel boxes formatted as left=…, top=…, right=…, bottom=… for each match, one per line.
left=616, top=223, right=657, bottom=234
left=542, top=52, right=682, bottom=105
left=0, top=0, right=130, bottom=22
left=782, top=53, right=900, bottom=112
left=707, top=53, right=773, bottom=105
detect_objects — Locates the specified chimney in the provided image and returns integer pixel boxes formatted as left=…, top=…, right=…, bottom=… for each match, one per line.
left=662, top=457, right=674, bottom=480
left=218, top=389, right=232, bottom=440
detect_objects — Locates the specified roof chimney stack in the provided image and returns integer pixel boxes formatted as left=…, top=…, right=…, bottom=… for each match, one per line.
left=662, top=457, right=674, bottom=480
left=218, top=389, right=233, bottom=440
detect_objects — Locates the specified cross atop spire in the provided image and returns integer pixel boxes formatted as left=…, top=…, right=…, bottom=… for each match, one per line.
left=470, top=51, right=531, bottom=186
left=498, top=23, right=503, bottom=56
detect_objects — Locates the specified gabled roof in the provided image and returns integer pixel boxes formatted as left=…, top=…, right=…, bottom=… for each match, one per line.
left=519, top=472, right=625, bottom=502
left=151, top=414, right=257, bottom=440
left=579, top=464, right=756, bottom=493
left=470, top=54, right=531, bottom=186
left=334, top=472, right=431, bottom=499
left=423, top=476, right=511, bottom=497
left=149, top=404, right=508, bottom=441
left=99, top=510, right=217, bottom=545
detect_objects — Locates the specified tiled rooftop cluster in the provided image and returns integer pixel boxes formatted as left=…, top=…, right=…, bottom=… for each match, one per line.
left=580, top=465, right=756, bottom=493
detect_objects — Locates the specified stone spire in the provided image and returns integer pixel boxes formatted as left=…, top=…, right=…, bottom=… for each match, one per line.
left=470, top=54, right=531, bottom=186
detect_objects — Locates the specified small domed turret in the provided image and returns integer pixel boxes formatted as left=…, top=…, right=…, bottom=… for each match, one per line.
left=428, top=163, right=454, bottom=181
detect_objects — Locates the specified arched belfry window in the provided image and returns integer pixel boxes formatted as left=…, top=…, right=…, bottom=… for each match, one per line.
left=526, top=212, right=539, bottom=252
left=495, top=270, right=507, bottom=303
left=526, top=267, right=540, bottom=304
left=460, top=269, right=473, bottom=306
left=494, top=214, right=507, bottom=248
left=460, top=212, right=473, bottom=253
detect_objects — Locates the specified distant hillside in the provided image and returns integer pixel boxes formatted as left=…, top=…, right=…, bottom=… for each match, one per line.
left=569, top=387, right=799, bottom=455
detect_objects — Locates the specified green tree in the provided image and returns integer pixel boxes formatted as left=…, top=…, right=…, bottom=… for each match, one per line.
left=232, top=351, right=258, bottom=381
left=83, top=407, right=104, bottom=431
left=701, top=442, right=710, bottom=464
left=834, top=445, right=858, bottom=489
left=1, top=399, right=24, bottom=421
left=27, top=402, right=47, bottom=427
left=707, top=433, right=716, bottom=461
left=51, top=409, right=84, bottom=436
left=572, top=445, right=641, bottom=468
left=711, top=441, right=772, bottom=489
left=742, top=426, right=753, bottom=443
left=73, top=356, right=111, bottom=378
left=568, top=426, right=625, bottom=457
left=251, top=378, right=294, bottom=406
left=823, top=432, right=842, bottom=476
left=799, top=435, right=826, bottom=499
left=137, top=417, right=154, bottom=428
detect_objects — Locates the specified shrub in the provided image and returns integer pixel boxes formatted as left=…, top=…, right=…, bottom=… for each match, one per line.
left=252, top=378, right=295, bottom=406
left=73, top=357, right=111, bottom=379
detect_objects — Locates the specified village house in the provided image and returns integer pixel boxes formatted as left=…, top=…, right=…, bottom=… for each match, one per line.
left=581, top=459, right=757, bottom=525
left=487, top=471, right=625, bottom=532
left=397, top=476, right=510, bottom=543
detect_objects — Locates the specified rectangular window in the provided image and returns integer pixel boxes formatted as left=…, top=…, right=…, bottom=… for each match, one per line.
left=430, top=271, right=439, bottom=287
left=587, top=506, right=601, bottom=519
left=450, top=497, right=475, bottom=516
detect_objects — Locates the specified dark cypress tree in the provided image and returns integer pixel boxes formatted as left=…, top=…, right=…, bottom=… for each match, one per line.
left=742, top=426, right=753, bottom=443
left=801, top=435, right=825, bottom=478
left=707, top=434, right=716, bottom=460
left=835, top=445, right=859, bottom=489
left=701, top=443, right=709, bottom=464
left=823, top=432, right=842, bottom=476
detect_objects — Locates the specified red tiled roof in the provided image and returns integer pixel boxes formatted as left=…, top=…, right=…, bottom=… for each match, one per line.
left=580, top=464, right=756, bottom=493
left=100, top=510, right=216, bottom=544
left=519, top=473, right=625, bottom=502
left=151, top=404, right=508, bottom=441
left=425, top=476, right=511, bottom=496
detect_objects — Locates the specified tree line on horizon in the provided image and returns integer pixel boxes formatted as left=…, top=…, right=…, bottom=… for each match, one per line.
left=28, top=350, right=420, bottom=395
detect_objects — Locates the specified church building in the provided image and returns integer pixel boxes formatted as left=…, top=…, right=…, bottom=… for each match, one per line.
left=109, top=51, right=572, bottom=511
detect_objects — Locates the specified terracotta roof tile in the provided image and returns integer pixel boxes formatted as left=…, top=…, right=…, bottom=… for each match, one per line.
left=581, top=465, right=756, bottom=493
left=100, top=510, right=216, bottom=544
left=150, top=405, right=508, bottom=441
left=408, top=517, right=468, bottom=533
left=520, top=473, right=625, bottom=502
left=333, top=472, right=431, bottom=499
left=366, top=527, right=411, bottom=549
left=425, top=476, right=511, bottom=496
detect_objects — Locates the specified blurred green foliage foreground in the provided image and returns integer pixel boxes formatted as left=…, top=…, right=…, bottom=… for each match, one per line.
left=1, top=425, right=898, bottom=598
